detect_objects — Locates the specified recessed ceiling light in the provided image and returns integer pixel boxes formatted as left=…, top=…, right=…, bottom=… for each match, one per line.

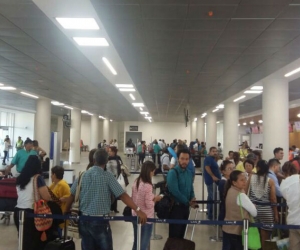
left=244, top=90, right=262, bottom=94
left=64, top=105, right=73, bottom=110
left=56, top=18, right=99, bottom=30
left=110, top=119, right=113, bottom=122
left=140, top=112, right=149, bottom=115
left=238, top=124, right=240, bottom=126
left=234, top=95, right=246, bottom=102
left=129, top=94, right=135, bottom=100
left=51, top=101, right=64, bottom=106
left=102, top=57, right=117, bottom=75
left=285, top=67, right=300, bottom=77
left=297, top=114, right=300, bottom=118
left=132, top=103, right=144, bottom=107
left=212, top=108, right=219, bottom=112
left=145, top=117, right=152, bottom=119
left=194, top=118, right=197, bottom=122
left=258, top=120, right=263, bottom=123
left=216, top=121, right=220, bottom=124
left=20, top=92, right=39, bottom=99
left=73, top=37, right=109, bottom=47
left=243, top=122, right=247, bottom=125
left=251, top=86, right=263, bottom=90
left=0, top=86, right=16, bottom=90
left=115, top=84, right=133, bottom=88
left=81, top=110, right=88, bottom=114
left=0, top=83, right=3, bottom=86
left=99, top=116, right=106, bottom=119
left=119, top=88, right=135, bottom=92
left=250, top=121, right=254, bottom=125
left=139, top=107, right=143, bottom=111
left=87, top=113, right=93, bottom=116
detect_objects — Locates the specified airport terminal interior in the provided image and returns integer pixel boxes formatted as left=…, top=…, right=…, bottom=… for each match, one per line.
left=1, top=0, right=300, bottom=249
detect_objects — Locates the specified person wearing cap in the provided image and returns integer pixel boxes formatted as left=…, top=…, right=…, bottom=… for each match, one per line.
left=15, top=136, right=24, bottom=151
left=6, top=139, right=37, bottom=176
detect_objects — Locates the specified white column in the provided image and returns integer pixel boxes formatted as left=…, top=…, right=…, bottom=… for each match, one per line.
left=263, top=78, right=289, bottom=161
left=69, top=109, right=81, bottom=164
left=224, top=102, right=239, bottom=156
left=197, top=118, right=205, bottom=142
left=112, top=122, right=119, bottom=141
left=57, top=116, right=64, bottom=152
left=206, top=112, right=217, bottom=149
left=34, top=98, right=51, bottom=154
left=90, top=115, right=99, bottom=150
left=190, top=121, right=197, bottom=142
left=103, top=119, right=110, bottom=142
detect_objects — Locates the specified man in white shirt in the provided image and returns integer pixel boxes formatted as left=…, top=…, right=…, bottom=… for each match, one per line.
left=113, top=139, right=118, bottom=149
left=161, top=148, right=170, bottom=173
left=158, top=139, right=164, bottom=150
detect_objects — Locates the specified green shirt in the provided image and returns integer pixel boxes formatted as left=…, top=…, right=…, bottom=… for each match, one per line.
left=12, top=149, right=38, bottom=172
left=153, top=144, right=161, bottom=154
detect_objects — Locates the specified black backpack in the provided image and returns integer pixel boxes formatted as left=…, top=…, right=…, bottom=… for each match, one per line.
left=155, top=168, right=179, bottom=219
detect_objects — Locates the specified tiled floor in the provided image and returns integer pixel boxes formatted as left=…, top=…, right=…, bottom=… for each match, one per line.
left=0, top=152, right=222, bottom=250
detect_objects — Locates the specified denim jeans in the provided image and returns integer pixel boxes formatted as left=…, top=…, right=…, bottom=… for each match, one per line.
left=132, top=221, right=153, bottom=250
left=206, top=183, right=214, bottom=220
left=169, top=204, right=190, bottom=238
left=79, top=220, right=113, bottom=250
left=222, top=231, right=232, bottom=250
left=222, top=231, right=243, bottom=250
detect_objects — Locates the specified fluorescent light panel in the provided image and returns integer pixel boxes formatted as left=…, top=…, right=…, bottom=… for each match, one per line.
left=132, top=103, right=144, bottom=107
left=216, top=104, right=224, bottom=109
left=0, top=86, right=16, bottom=90
left=194, top=118, right=197, bottom=122
left=234, top=95, right=246, bottom=102
left=115, top=84, right=133, bottom=88
left=129, top=94, right=135, bottom=100
left=212, top=108, right=219, bottom=112
left=139, top=107, right=143, bottom=111
left=216, top=121, right=220, bottom=124
left=102, top=57, right=117, bottom=75
left=0, top=83, right=3, bottom=86
left=243, top=122, right=247, bottom=125
left=64, top=106, right=73, bottom=110
left=110, top=119, right=113, bottom=122
left=297, top=114, right=300, bottom=118
left=285, top=67, right=300, bottom=77
left=20, top=92, right=39, bottom=99
left=250, top=121, right=254, bottom=125
left=51, top=101, right=64, bottom=106
left=145, top=117, right=152, bottom=119
left=244, top=90, right=262, bottom=94
left=73, top=37, right=109, bottom=46
left=56, top=18, right=99, bottom=30
left=251, top=86, right=263, bottom=90
left=258, top=120, right=263, bottom=123
left=119, top=88, right=135, bottom=92
left=140, top=112, right=149, bottom=115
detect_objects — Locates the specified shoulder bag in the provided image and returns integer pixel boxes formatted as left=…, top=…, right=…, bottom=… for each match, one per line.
left=238, top=193, right=261, bottom=250
left=33, top=174, right=53, bottom=242
left=67, top=171, right=85, bottom=239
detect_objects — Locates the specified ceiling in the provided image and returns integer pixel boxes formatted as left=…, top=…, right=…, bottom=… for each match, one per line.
left=0, top=0, right=300, bottom=122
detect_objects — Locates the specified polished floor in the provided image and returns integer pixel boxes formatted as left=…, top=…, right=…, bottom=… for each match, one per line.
left=0, top=152, right=222, bottom=250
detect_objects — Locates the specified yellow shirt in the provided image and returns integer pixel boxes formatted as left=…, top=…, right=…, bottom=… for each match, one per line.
left=235, top=161, right=245, bottom=172
left=239, top=149, right=248, bottom=159
left=49, top=179, right=71, bottom=228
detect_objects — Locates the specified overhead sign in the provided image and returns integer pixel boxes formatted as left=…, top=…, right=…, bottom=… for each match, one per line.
left=129, top=126, right=138, bottom=131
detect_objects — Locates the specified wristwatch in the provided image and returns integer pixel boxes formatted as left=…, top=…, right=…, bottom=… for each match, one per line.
left=136, top=207, right=141, bottom=212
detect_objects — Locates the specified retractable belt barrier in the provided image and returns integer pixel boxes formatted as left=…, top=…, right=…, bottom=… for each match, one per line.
left=130, top=171, right=203, bottom=175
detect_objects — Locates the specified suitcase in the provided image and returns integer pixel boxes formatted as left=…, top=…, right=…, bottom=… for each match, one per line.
left=0, top=178, right=17, bottom=198
left=44, top=221, right=75, bottom=250
left=163, top=238, right=195, bottom=250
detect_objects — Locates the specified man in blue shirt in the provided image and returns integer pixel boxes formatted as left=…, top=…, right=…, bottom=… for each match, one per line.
left=167, top=148, right=197, bottom=238
left=268, top=159, right=282, bottom=197
left=203, top=146, right=221, bottom=220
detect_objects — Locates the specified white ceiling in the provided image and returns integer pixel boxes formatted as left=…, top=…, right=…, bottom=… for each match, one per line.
left=0, top=0, right=300, bottom=122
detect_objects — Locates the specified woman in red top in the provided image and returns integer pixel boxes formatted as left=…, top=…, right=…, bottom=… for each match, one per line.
left=131, top=161, right=162, bottom=250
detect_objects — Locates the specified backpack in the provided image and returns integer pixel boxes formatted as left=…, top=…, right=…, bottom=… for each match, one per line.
left=155, top=168, right=179, bottom=219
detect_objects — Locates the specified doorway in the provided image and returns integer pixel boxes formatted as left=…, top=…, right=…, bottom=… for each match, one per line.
left=125, top=132, right=142, bottom=149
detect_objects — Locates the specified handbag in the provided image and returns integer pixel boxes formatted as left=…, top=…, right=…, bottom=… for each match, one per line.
left=33, top=174, right=53, bottom=241
left=265, top=229, right=290, bottom=250
left=117, top=172, right=126, bottom=191
left=67, top=171, right=85, bottom=239
left=238, top=193, right=261, bottom=250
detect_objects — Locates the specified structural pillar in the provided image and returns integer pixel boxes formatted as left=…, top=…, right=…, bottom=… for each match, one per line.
left=34, top=98, right=51, bottom=155
left=263, top=78, right=289, bottom=161
left=103, top=119, right=110, bottom=142
left=57, top=116, right=64, bottom=152
left=224, top=102, right=239, bottom=156
left=69, top=109, right=81, bottom=164
left=190, top=121, right=197, bottom=142
left=197, top=118, right=205, bottom=142
left=90, top=115, right=99, bottom=150
left=206, top=112, right=217, bottom=149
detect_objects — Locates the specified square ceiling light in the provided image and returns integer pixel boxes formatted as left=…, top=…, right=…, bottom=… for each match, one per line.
left=251, top=86, right=263, bottom=90
left=244, top=90, right=262, bottom=94
left=73, top=37, right=109, bottom=46
left=116, top=84, right=133, bottom=88
left=56, top=18, right=99, bottom=30
left=132, top=103, right=144, bottom=107
left=119, top=88, right=135, bottom=92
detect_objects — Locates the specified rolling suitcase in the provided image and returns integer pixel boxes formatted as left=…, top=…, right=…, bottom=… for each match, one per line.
left=0, top=177, right=17, bottom=199
left=44, top=221, right=75, bottom=250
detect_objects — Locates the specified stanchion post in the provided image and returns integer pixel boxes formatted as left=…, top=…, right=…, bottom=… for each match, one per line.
left=151, top=184, right=163, bottom=240
left=199, top=174, right=207, bottom=213
left=280, top=197, right=283, bottom=225
left=210, top=183, right=222, bottom=242
left=137, top=217, right=141, bottom=250
left=243, top=219, right=249, bottom=250
left=18, top=210, right=25, bottom=250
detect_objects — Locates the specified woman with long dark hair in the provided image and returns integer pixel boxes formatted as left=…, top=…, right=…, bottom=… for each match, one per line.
left=247, top=160, right=278, bottom=249
left=222, top=170, right=257, bottom=250
left=131, top=161, right=162, bottom=250
left=86, top=148, right=97, bottom=170
left=14, top=155, right=52, bottom=250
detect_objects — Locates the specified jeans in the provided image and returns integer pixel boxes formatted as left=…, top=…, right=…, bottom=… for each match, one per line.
left=2, top=150, right=8, bottom=163
left=206, top=183, right=214, bottom=220
left=138, top=153, right=145, bottom=165
left=169, top=204, right=190, bottom=238
left=222, top=231, right=232, bottom=250
left=222, top=231, right=243, bottom=250
left=132, top=221, right=153, bottom=250
left=79, top=220, right=113, bottom=250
